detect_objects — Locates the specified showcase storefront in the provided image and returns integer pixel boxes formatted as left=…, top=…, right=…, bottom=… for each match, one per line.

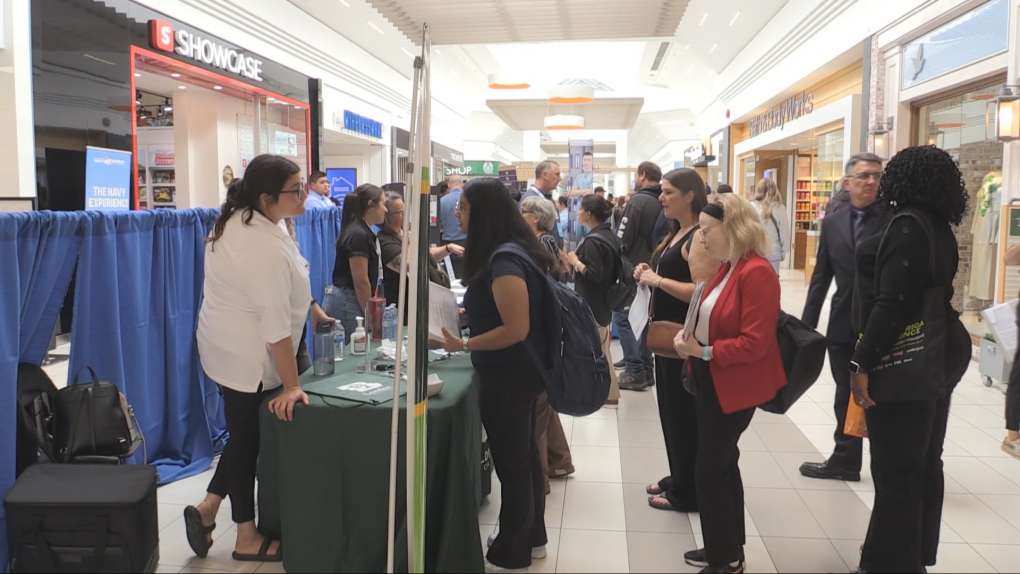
left=33, top=0, right=313, bottom=212
left=730, top=59, right=864, bottom=271
left=874, top=0, right=1011, bottom=339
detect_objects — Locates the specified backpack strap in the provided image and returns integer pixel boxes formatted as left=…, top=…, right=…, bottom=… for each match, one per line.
left=488, top=243, right=557, bottom=381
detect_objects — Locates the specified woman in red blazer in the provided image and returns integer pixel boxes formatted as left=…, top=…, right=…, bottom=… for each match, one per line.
left=672, top=193, right=786, bottom=574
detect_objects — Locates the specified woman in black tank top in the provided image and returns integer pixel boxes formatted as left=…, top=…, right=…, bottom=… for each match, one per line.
left=632, top=169, right=714, bottom=513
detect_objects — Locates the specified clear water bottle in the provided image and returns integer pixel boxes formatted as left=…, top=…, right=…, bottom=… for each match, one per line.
left=383, top=305, right=397, bottom=341
left=313, top=321, right=335, bottom=376
left=332, top=320, right=345, bottom=362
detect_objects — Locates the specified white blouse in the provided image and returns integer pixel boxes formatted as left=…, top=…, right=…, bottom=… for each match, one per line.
left=197, top=210, right=311, bottom=393
left=695, top=264, right=735, bottom=346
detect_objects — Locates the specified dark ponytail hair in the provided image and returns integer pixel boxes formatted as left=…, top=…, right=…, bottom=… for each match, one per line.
left=580, top=194, right=613, bottom=223
left=208, top=154, right=300, bottom=247
left=339, top=184, right=385, bottom=242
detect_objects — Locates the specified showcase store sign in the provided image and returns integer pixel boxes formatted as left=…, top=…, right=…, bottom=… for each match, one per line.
left=148, top=20, right=263, bottom=82
left=749, top=92, right=815, bottom=138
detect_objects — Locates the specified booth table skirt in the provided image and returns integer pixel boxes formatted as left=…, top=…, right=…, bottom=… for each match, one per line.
left=257, top=355, right=484, bottom=573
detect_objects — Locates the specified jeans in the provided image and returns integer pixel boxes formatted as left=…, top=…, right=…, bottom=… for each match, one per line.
left=613, top=311, right=652, bottom=374
left=322, top=285, right=363, bottom=345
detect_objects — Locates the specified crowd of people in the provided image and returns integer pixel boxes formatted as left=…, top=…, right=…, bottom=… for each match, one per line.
left=184, top=145, right=1018, bottom=573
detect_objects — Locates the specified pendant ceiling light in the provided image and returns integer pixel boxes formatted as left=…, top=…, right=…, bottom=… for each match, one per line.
left=544, top=114, right=585, bottom=130
left=547, top=85, right=595, bottom=104
left=488, top=74, right=530, bottom=90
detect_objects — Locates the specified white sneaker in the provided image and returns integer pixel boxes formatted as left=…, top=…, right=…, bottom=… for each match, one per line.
left=487, top=533, right=547, bottom=559
left=1003, top=438, right=1020, bottom=461
left=484, top=560, right=529, bottom=573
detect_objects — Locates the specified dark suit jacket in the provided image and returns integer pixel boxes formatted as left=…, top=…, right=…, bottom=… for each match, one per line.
left=801, top=206, right=882, bottom=345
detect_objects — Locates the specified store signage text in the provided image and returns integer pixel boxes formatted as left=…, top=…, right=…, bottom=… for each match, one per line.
left=148, top=20, right=264, bottom=82
left=339, top=110, right=383, bottom=139
left=749, top=92, right=815, bottom=138
left=444, top=161, right=499, bottom=176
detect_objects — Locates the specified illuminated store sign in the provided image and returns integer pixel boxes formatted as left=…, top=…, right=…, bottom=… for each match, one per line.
left=149, top=20, right=263, bottom=82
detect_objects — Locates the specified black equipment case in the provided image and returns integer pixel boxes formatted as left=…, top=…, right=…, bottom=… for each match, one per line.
left=4, top=464, right=159, bottom=573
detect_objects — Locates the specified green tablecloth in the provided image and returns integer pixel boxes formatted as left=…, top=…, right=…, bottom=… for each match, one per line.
left=257, top=354, right=484, bottom=573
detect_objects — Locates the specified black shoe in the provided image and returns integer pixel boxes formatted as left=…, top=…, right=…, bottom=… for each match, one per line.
left=685, top=548, right=744, bottom=569
left=799, top=461, right=861, bottom=482
left=618, top=370, right=650, bottom=391
left=613, top=359, right=626, bottom=369
left=698, top=563, right=744, bottom=574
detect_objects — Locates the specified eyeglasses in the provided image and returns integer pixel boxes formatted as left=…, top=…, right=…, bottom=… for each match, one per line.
left=849, top=172, right=882, bottom=182
left=280, top=186, right=305, bottom=195
left=455, top=201, right=468, bottom=213
left=389, top=210, right=404, bottom=216
left=699, top=224, right=721, bottom=239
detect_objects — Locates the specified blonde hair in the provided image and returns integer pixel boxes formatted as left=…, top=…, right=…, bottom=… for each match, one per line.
left=754, top=178, right=782, bottom=220
left=711, top=193, right=771, bottom=261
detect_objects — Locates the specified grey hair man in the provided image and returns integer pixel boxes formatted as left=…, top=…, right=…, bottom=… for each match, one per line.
left=826, top=152, right=883, bottom=216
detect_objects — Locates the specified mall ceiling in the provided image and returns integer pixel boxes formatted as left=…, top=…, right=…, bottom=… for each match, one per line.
left=364, top=0, right=692, bottom=45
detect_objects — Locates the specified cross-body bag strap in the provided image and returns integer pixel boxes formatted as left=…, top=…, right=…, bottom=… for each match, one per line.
left=769, top=213, right=783, bottom=253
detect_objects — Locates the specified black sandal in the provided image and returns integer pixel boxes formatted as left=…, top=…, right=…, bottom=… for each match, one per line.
left=183, top=506, right=216, bottom=558
left=232, top=537, right=283, bottom=563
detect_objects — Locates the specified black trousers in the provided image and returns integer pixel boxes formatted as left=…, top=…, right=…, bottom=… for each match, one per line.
left=208, top=385, right=268, bottom=525
left=692, top=359, right=755, bottom=566
left=654, top=356, right=698, bottom=510
left=1008, top=343, right=1020, bottom=432
left=478, top=362, right=547, bottom=570
left=861, top=392, right=952, bottom=573
left=827, top=342, right=864, bottom=472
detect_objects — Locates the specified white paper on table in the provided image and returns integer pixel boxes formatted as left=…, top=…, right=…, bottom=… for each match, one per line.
left=429, top=281, right=461, bottom=341
left=628, top=286, right=651, bottom=338
left=981, top=299, right=1018, bottom=356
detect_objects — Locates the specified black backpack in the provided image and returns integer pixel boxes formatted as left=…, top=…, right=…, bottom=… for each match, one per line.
left=16, top=363, right=59, bottom=477
left=490, top=243, right=611, bottom=416
left=584, top=233, right=637, bottom=312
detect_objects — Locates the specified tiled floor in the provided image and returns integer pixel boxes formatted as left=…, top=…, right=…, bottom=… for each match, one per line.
left=49, top=270, right=1020, bottom=573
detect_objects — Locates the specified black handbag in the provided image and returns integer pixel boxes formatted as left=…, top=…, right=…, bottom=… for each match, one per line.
left=758, top=311, right=828, bottom=414
left=53, top=367, right=142, bottom=463
left=864, top=211, right=947, bottom=402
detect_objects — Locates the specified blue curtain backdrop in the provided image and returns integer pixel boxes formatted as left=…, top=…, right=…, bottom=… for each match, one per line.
left=0, top=211, right=87, bottom=573
left=69, top=209, right=224, bottom=484
left=293, top=208, right=342, bottom=349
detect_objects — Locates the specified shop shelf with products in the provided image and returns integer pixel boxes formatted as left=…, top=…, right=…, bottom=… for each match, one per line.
left=137, top=127, right=176, bottom=211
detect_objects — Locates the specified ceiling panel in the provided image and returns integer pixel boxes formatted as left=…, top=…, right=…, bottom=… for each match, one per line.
left=487, top=98, right=645, bottom=131
left=367, top=0, right=691, bottom=45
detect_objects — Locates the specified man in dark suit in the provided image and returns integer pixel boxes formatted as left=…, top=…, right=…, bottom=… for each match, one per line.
left=800, top=152, right=884, bottom=482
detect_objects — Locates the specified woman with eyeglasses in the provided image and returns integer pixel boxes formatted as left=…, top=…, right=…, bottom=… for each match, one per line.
left=437, top=178, right=556, bottom=572
left=327, top=184, right=387, bottom=341
left=672, top=193, right=786, bottom=574
left=378, top=191, right=460, bottom=313
left=187, top=154, right=327, bottom=563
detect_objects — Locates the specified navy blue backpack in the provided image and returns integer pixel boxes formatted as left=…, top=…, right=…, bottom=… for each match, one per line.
left=491, top=243, right=611, bottom=416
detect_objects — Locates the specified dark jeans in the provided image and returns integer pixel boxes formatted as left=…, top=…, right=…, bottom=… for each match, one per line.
left=692, top=359, right=755, bottom=566
left=1008, top=344, right=1020, bottom=432
left=655, top=356, right=698, bottom=510
left=827, top=342, right=864, bottom=472
left=208, top=385, right=268, bottom=525
left=478, top=362, right=547, bottom=570
left=861, top=392, right=953, bottom=573
left=614, top=312, right=653, bottom=374
left=321, top=286, right=363, bottom=345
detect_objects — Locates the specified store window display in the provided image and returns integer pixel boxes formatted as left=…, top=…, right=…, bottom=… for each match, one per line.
left=916, top=82, right=1006, bottom=336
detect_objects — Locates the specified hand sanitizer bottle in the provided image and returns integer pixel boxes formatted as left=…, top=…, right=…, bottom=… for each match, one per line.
left=351, top=317, right=368, bottom=356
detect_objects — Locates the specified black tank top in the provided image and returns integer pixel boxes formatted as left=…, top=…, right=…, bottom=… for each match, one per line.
left=651, top=226, right=698, bottom=323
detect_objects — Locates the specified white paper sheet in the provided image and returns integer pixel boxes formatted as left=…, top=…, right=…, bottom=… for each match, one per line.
left=628, top=286, right=651, bottom=338
left=429, top=281, right=461, bottom=341
left=981, top=299, right=1018, bottom=356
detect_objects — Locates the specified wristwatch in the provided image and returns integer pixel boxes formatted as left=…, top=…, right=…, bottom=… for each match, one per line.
left=462, top=337, right=470, bottom=353
left=574, top=262, right=583, bottom=273
left=849, top=360, right=866, bottom=374
left=702, top=346, right=713, bottom=361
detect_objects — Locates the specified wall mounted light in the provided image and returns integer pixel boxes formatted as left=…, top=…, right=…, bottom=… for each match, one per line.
left=868, top=117, right=894, bottom=159
left=995, top=86, right=1020, bottom=142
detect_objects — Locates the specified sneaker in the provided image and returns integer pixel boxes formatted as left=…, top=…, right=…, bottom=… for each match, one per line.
left=618, top=370, right=650, bottom=391
left=613, top=359, right=626, bottom=369
left=698, top=562, right=744, bottom=573
left=484, top=560, right=529, bottom=573
left=1003, top=438, right=1020, bottom=461
left=487, top=534, right=547, bottom=559
left=686, top=548, right=745, bottom=569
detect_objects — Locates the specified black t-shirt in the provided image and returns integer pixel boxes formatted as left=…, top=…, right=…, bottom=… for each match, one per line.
left=333, top=219, right=380, bottom=291
left=464, top=243, right=547, bottom=368
left=574, top=224, right=619, bottom=326
left=377, top=228, right=402, bottom=307
left=650, top=226, right=698, bottom=324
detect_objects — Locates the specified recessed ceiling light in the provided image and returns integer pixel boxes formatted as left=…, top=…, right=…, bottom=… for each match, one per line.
left=685, top=44, right=690, bottom=51
left=709, top=44, right=718, bottom=54
left=700, top=13, right=709, bottom=26
left=214, top=86, right=223, bottom=90
left=134, top=72, right=141, bottom=77
left=729, top=12, right=741, bottom=26
left=401, top=47, right=414, bottom=57
left=171, top=73, right=181, bottom=78
left=268, top=97, right=275, bottom=101
left=178, top=85, right=187, bottom=90
left=368, top=22, right=385, bottom=35
left=338, top=0, right=350, bottom=6
left=436, top=49, right=442, bottom=55
left=295, top=105, right=302, bottom=109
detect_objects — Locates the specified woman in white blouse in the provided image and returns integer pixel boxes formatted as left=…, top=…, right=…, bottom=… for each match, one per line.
left=185, top=155, right=331, bottom=564
left=751, top=178, right=790, bottom=275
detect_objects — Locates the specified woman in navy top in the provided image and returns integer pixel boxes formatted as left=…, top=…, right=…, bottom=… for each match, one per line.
left=438, top=178, right=555, bottom=572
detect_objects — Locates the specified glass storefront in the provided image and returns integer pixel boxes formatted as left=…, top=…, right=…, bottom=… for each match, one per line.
left=915, top=80, right=1005, bottom=337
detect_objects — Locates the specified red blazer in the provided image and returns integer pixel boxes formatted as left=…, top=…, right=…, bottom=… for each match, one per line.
left=706, top=254, right=787, bottom=414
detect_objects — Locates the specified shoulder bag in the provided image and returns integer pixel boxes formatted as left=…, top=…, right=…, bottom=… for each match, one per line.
left=646, top=227, right=699, bottom=359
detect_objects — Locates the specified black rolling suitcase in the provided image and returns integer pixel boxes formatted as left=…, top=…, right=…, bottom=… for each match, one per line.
left=4, top=464, right=159, bottom=573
